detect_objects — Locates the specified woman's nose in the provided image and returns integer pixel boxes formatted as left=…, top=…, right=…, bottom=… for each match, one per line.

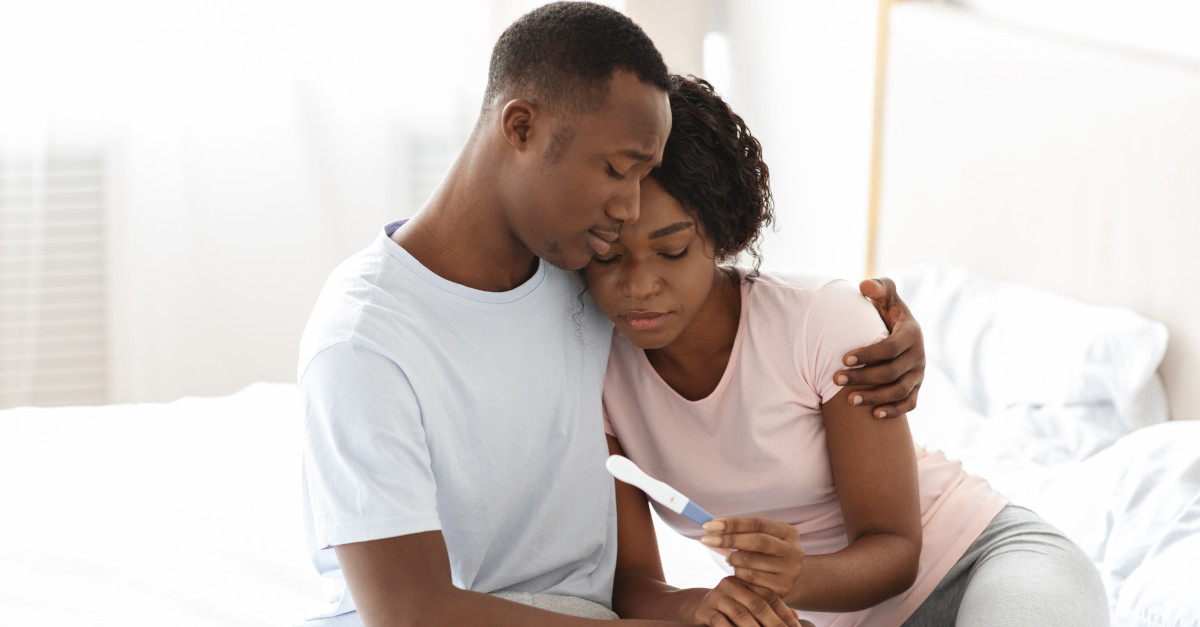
left=621, top=263, right=660, bottom=300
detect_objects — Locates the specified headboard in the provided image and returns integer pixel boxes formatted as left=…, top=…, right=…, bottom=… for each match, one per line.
left=873, top=2, right=1200, bottom=420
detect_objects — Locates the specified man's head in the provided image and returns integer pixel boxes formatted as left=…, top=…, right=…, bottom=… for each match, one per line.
left=483, top=1, right=670, bottom=138
left=484, top=2, right=672, bottom=271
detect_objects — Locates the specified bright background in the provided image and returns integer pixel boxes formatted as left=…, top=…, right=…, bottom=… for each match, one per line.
left=0, top=0, right=882, bottom=404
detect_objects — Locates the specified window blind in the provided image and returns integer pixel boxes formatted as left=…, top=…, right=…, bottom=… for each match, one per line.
left=0, top=149, right=109, bottom=408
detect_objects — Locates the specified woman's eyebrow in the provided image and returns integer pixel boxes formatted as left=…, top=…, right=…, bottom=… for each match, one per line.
left=649, top=221, right=694, bottom=239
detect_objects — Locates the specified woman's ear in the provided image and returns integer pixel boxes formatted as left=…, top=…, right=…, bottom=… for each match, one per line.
left=499, top=99, right=536, bottom=150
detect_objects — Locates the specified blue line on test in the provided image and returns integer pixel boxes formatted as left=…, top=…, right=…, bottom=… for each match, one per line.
left=681, top=501, right=714, bottom=525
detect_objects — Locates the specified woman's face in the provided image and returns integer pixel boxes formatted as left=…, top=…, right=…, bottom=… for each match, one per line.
left=584, top=177, right=720, bottom=350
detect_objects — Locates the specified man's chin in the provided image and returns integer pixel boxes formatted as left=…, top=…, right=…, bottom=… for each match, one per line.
left=539, top=248, right=593, bottom=272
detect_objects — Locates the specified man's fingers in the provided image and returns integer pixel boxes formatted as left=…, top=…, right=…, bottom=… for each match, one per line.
left=858, top=277, right=898, bottom=305
left=844, top=370, right=922, bottom=407
left=701, top=613, right=735, bottom=627
left=837, top=357, right=906, bottom=389
left=864, top=384, right=920, bottom=419
left=767, top=591, right=801, bottom=627
left=842, top=320, right=920, bottom=368
left=703, top=578, right=795, bottom=627
left=744, top=583, right=800, bottom=627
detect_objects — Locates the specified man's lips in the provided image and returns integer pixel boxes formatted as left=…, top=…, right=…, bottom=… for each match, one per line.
left=620, top=311, right=670, bottom=332
left=589, top=229, right=618, bottom=255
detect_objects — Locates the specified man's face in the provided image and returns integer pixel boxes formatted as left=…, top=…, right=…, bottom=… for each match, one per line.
left=511, top=71, right=671, bottom=271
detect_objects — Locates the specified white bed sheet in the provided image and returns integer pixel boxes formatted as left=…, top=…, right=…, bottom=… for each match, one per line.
left=3, top=359, right=1197, bottom=625
left=0, top=383, right=325, bottom=627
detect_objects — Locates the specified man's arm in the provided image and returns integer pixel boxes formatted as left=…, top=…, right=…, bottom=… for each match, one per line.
left=336, top=531, right=692, bottom=627
left=834, top=278, right=926, bottom=419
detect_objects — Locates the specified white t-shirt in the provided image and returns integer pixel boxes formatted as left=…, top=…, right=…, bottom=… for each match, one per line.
left=298, top=221, right=617, bottom=620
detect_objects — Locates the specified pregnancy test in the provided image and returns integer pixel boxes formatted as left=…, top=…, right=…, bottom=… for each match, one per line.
left=606, top=454, right=714, bottom=525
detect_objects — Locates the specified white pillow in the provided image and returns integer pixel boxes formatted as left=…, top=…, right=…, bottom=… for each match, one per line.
left=890, top=265, right=1169, bottom=432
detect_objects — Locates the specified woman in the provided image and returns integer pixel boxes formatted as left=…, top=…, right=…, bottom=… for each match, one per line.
left=585, top=75, right=1108, bottom=627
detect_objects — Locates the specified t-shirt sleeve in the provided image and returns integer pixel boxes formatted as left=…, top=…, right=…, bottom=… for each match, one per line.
left=602, top=402, right=616, bottom=438
left=300, top=341, right=442, bottom=549
left=806, top=280, right=890, bottom=404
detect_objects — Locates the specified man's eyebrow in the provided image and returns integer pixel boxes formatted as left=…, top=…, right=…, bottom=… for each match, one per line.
left=649, top=221, right=694, bottom=239
left=621, top=149, right=655, bottom=162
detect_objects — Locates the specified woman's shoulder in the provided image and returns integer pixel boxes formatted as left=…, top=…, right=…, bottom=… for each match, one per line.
left=742, top=268, right=860, bottom=307
left=742, top=268, right=884, bottom=340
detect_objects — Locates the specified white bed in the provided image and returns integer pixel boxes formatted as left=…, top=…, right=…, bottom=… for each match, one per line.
left=4, top=2, right=1199, bottom=626
left=2, top=301, right=1196, bottom=625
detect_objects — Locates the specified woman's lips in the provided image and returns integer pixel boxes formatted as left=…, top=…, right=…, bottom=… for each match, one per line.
left=621, top=311, right=670, bottom=332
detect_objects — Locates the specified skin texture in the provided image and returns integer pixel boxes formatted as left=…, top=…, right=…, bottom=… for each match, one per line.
left=336, top=70, right=681, bottom=627
left=586, top=178, right=922, bottom=624
left=395, top=69, right=671, bottom=292
left=835, top=278, right=926, bottom=419
left=339, top=64, right=921, bottom=626
left=586, top=179, right=741, bottom=402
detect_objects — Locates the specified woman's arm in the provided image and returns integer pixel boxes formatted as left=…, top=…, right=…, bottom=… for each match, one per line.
left=608, top=436, right=801, bottom=627
left=835, top=278, right=926, bottom=419
left=700, top=385, right=922, bottom=612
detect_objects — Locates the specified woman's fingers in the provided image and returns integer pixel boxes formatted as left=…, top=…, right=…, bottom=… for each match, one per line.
left=702, top=518, right=806, bottom=601
left=703, top=517, right=796, bottom=543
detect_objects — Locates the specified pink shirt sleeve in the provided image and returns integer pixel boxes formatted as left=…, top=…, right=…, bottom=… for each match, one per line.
left=805, top=280, right=890, bottom=404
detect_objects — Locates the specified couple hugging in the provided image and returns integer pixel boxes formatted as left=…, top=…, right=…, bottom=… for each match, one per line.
left=298, top=3, right=1106, bottom=626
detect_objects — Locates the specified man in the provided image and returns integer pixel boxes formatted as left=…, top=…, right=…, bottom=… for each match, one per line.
left=298, top=3, right=924, bottom=626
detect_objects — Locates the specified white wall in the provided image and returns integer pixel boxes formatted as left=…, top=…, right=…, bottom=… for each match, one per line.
left=1, top=0, right=880, bottom=403
left=717, top=1, right=879, bottom=279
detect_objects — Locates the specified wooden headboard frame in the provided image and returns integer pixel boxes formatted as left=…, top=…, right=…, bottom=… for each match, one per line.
left=868, top=2, right=1200, bottom=420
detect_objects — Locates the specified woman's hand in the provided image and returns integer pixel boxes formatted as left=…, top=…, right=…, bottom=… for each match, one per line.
left=701, top=518, right=806, bottom=605
left=685, top=576, right=801, bottom=627
left=835, top=278, right=926, bottom=419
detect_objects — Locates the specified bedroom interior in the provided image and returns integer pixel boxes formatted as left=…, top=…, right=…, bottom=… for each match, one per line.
left=1, top=1, right=1197, bottom=625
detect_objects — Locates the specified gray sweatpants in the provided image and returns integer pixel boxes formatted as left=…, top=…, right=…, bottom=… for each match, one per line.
left=902, top=505, right=1109, bottom=626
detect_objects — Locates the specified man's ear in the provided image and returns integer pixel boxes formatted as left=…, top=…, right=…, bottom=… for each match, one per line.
left=499, top=99, right=537, bottom=151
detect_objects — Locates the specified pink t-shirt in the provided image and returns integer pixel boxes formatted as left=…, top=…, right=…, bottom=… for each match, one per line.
left=603, top=270, right=1008, bottom=627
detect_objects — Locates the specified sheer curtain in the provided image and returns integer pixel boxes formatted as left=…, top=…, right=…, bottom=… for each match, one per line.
left=0, top=0, right=880, bottom=404
left=1, top=0, right=493, bottom=403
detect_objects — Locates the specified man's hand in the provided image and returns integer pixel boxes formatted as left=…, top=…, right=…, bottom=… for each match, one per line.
left=835, top=278, right=925, bottom=419
left=684, top=576, right=801, bottom=627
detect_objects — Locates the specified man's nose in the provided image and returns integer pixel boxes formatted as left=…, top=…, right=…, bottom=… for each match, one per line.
left=607, top=180, right=641, bottom=225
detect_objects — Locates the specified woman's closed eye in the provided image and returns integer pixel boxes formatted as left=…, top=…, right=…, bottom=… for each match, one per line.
left=661, top=246, right=689, bottom=260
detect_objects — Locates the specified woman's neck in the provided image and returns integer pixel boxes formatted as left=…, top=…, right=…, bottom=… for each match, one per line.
left=645, top=267, right=742, bottom=401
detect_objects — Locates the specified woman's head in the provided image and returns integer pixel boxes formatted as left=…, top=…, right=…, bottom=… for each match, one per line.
left=583, top=75, right=774, bottom=348
left=651, top=74, right=773, bottom=268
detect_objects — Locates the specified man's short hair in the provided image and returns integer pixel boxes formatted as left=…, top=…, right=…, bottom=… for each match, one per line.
left=482, top=1, right=670, bottom=121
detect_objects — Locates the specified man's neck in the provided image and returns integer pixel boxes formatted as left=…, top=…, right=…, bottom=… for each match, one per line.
left=391, top=148, right=540, bottom=293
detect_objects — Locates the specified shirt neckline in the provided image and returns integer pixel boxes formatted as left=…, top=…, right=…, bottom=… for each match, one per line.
left=380, top=219, right=548, bottom=304
left=633, top=268, right=751, bottom=407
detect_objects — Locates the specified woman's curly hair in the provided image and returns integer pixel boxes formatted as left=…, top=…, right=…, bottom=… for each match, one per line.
left=650, top=74, right=774, bottom=273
